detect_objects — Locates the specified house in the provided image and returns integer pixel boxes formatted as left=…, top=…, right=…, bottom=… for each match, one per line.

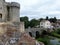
left=51, top=20, right=60, bottom=29
left=40, top=20, right=52, bottom=29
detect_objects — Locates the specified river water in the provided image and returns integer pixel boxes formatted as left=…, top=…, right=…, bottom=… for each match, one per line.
left=50, top=38, right=60, bottom=45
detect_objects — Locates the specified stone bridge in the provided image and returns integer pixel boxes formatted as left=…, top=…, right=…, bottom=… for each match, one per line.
left=25, top=28, right=43, bottom=37
left=25, top=28, right=52, bottom=37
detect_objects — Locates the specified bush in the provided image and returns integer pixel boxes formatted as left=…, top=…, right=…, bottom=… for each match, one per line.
left=50, top=32, right=60, bottom=38
left=57, top=28, right=60, bottom=34
left=37, top=36, right=50, bottom=45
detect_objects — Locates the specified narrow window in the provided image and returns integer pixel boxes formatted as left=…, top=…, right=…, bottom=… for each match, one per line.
left=7, top=6, right=10, bottom=21
left=0, top=14, right=2, bottom=18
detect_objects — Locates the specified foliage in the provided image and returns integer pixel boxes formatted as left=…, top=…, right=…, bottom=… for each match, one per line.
left=29, top=19, right=40, bottom=28
left=20, top=16, right=29, bottom=28
left=37, top=36, right=50, bottom=45
left=50, top=31, right=60, bottom=38
left=49, top=17, right=57, bottom=23
left=20, top=16, right=40, bottom=28
left=39, top=18, right=43, bottom=22
left=57, top=28, right=60, bottom=34
left=46, top=16, right=49, bottom=20
left=20, top=16, right=57, bottom=28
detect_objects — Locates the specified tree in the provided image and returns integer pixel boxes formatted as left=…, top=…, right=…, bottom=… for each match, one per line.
left=49, top=17, right=57, bottom=23
left=46, top=16, right=49, bottom=20
left=53, top=17, right=57, bottom=23
left=29, top=19, right=40, bottom=28
left=20, top=16, right=29, bottom=28
left=49, top=18, right=53, bottom=22
left=39, top=18, right=43, bottom=22
left=57, top=28, right=60, bottom=34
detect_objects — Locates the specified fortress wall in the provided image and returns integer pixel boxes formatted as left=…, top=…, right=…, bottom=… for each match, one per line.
left=0, top=22, right=8, bottom=35
left=19, top=22, right=25, bottom=33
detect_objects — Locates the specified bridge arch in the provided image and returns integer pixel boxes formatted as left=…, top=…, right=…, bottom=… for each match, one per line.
left=29, top=32, right=32, bottom=37
left=36, top=31, right=40, bottom=38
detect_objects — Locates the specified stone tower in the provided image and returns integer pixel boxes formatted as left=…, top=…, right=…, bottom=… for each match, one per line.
left=6, top=2, right=20, bottom=22
left=0, top=0, right=20, bottom=22
left=0, top=0, right=25, bottom=33
left=0, top=0, right=7, bottom=21
left=0, top=1, right=44, bottom=45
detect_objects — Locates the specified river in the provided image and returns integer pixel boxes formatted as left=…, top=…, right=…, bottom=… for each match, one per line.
left=50, top=38, right=60, bottom=45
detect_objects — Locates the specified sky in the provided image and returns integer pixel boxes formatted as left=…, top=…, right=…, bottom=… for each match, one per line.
left=6, top=0, right=60, bottom=20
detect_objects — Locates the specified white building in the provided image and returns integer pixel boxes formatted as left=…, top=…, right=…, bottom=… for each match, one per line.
left=40, top=20, right=52, bottom=29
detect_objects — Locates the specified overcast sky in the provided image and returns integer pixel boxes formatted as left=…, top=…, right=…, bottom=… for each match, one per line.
left=6, top=0, right=60, bottom=20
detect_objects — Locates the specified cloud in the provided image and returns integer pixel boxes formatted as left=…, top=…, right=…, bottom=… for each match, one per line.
left=6, top=0, right=60, bottom=20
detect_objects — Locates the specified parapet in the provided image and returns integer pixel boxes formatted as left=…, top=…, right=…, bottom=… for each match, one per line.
left=10, top=2, right=20, bottom=8
left=6, top=2, right=20, bottom=8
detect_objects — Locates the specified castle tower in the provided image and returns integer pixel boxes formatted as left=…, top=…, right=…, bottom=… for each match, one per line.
left=8, top=2, right=20, bottom=22
left=0, top=0, right=7, bottom=22
left=0, top=0, right=20, bottom=22
left=0, top=0, right=25, bottom=33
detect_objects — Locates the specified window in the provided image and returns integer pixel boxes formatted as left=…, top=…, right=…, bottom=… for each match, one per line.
left=0, top=14, right=2, bottom=19
left=47, top=23, right=49, bottom=25
left=40, top=23, right=43, bottom=25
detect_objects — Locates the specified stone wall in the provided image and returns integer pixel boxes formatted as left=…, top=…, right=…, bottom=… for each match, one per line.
left=19, top=22, right=25, bottom=33
left=25, top=28, right=42, bottom=37
left=25, top=28, right=53, bottom=37
left=0, top=22, right=44, bottom=45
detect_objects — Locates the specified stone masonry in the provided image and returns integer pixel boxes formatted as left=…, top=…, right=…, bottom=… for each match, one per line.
left=0, top=0, right=44, bottom=45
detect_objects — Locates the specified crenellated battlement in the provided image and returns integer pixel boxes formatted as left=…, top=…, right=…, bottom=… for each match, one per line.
left=10, top=2, right=20, bottom=8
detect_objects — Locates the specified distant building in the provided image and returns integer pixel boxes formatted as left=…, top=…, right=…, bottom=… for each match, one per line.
left=40, top=20, right=52, bottom=29
left=51, top=22, right=60, bottom=29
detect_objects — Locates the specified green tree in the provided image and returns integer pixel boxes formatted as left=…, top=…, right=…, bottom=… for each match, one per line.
left=49, top=18, right=54, bottom=23
left=57, top=28, right=60, bottom=34
left=29, top=19, right=40, bottom=28
left=49, top=17, right=57, bottom=23
left=53, top=17, right=57, bottom=23
left=37, top=36, right=50, bottom=45
left=46, top=16, right=49, bottom=20
left=39, top=18, right=43, bottom=22
left=20, top=16, right=29, bottom=28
